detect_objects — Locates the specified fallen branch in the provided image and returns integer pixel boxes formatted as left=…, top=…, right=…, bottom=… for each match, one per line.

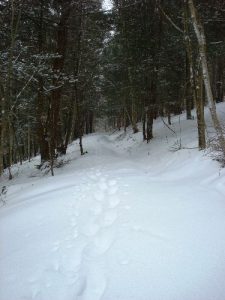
left=161, top=117, right=176, bottom=134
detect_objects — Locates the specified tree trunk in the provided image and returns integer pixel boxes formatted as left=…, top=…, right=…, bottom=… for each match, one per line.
left=128, top=68, right=138, bottom=134
left=196, top=69, right=206, bottom=149
left=146, top=106, right=154, bottom=142
left=0, top=85, right=5, bottom=175
left=167, top=109, right=171, bottom=125
left=50, top=3, right=72, bottom=156
left=184, top=0, right=206, bottom=149
left=36, top=0, right=50, bottom=163
left=142, top=110, right=146, bottom=141
left=185, top=54, right=193, bottom=120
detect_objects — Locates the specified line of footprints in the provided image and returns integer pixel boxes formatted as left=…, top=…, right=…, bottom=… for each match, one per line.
left=82, top=170, right=120, bottom=256
left=72, top=170, right=121, bottom=300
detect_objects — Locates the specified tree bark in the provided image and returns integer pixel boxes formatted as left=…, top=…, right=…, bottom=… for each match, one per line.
left=50, top=2, right=72, bottom=157
left=36, top=0, right=50, bottom=163
left=0, top=84, right=5, bottom=175
left=196, top=68, right=206, bottom=149
left=184, top=0, right=206, bottom=149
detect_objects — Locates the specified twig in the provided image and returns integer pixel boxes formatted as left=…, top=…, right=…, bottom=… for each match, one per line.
left=158, top=5, right=184, bottom=34
left=161, top=117, right=176, bottom=134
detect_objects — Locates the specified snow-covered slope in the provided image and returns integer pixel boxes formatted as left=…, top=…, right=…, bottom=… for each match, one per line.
left=0, top=104, right=225, bottom=300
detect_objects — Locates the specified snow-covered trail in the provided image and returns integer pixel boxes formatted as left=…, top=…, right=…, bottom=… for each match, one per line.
left=1, top=107, right=225, bottom=300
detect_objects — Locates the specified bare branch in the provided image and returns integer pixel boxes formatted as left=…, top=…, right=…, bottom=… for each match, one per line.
left=158, top=5, right=184, bottom=34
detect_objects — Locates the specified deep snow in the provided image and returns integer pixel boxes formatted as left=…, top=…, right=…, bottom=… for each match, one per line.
left=0, top=104, right=225, bottom=300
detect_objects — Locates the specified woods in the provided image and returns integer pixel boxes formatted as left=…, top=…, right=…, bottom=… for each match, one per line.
left=102, top=0, right=225, bottom=148
left=0, top=0, right=225, bottom=178
left=1, top=2, right=225, bottom=299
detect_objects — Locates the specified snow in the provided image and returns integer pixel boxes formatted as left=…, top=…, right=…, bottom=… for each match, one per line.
left=1, top=103, right=225, bottom=300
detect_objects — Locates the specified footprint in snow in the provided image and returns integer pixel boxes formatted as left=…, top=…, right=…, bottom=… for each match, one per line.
left=74, top=211, right=80, bottom=217
left=120, top=260, right=129, bottom=265
left=95, top=171, right=101, bottom=177
left=94, top=190, right=105, bottom=202
left=108, top=179, right=117, bottom=186
left=31, top=287, right=41, bottom=299
left=88, top=174, right=97, bottom=180
left=67, top=202, right=74, bottom=208
left=98, top=180, right=108, bottom=191
left=91, top=203, right=103, bottom=215
left=108, top=185, right=118, bottom=195
left=108, top=195, right=120, bottom=208
left=83, top=229, right=114, bottom=259
left=100, top=209, right=117, bottom=227
left=70, top=218, right=77, bottom=227
left=82, top=222, right=100, bottom=237
left=51, top=246, right=59, bottom=253
left=124, top=205, right=131, bottom=210
left=27, top=277, right=38, bottom=284
left=45, top=281, right=52, bottom=288
left=51, top=240, right=61, bottom=252
left=66, top=244, right=74, bottom=249
left=79, top=267, right=106, bottom=300
left=74, top=276, right=87, bottom=297
left=72, top=230, right=79, bottom=239
left=92, top=230, right=115, bottom=255
left=50, top=259, right=60, bottom=272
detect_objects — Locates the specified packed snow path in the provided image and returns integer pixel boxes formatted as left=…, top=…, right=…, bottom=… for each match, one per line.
left=1, top=109, right=225, bottom=300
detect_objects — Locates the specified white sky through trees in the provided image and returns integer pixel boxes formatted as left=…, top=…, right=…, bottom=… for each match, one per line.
left=102, top=0, right=113, bottom=10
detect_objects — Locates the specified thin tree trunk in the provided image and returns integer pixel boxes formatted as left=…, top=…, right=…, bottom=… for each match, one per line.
left=37, top=0, right=50, bottom=163
left=27, top=124, right=31, bottom=162
left=79, top=133, right=84, bottom=155
left=196, top=68, right=206, bottom=149
left=184, top=0, right=206, bottom=149
left=146, top=106, right=154, bottom=142
left=0, top=84, right=5, bottom=175
left=167, top=109, right=171, bottom=125
left=142, top=110, right=146, bottom=141
left=185, top=54, right=193, bottom=120
left=128, top=68, right=138, bottom=133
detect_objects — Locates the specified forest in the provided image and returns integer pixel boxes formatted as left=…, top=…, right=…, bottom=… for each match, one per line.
left=0, top=0, right=225, bottom=178
left=1, top=1, right=225, bottom=300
